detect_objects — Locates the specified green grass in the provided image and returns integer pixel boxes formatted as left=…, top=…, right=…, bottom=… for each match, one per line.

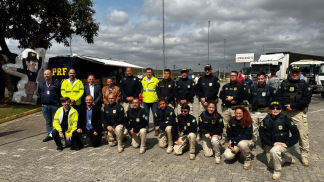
left=0, top=102, right=42, bottom=119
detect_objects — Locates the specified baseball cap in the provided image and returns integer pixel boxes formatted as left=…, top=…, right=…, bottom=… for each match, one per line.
left=181, top=68, right=188, bottom=73
left=291, top=66, right=301, bottom=72
left=204, top=64, right=212, bottom=69
left=269, top=101, right=282, bottom=109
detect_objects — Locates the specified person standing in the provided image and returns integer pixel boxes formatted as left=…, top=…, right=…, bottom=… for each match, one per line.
left=266, top=71, right=280, bottom=90
left=219, top=71, right=246, bottom=145
left=237, top=71, right=244, bottom=83
left=102, top=78, right=122, bottom=106
left=196, top=64, right=220, bottom=114
left=247, top=72, right=276, bottom=143
left=52, top=97, right=79, bottom=151
left=72, top=95, right=102, bottom=150
left=61, top=69, right=84, bottom=111
left=276, top=66, right=312, bottom=166
left=154, top=98, right=176, bottom=154
left=241, top=75, right=254, bottom=90
left=156, top=69, right=176, bottom=109
left=142, top=68, right=159, bottom=135
left=119, top=67, right=141, bottom=112
left=124, top=98, right=148, bottom=154
left=83, top=74, right=102, bottom=107
left=173, top=104, right=197, bottom=160
left=259, top=101, right=300, bottom=180
left=174, top=69, right=195, bottom=114
left=224, top=106, right=253, bottom=170
left=38, top=69, right=61, bottom=142
left=194, top=74, right=200, bottom=84
left=198, top=102, right=224, bottom=164
left=102, top=94, right=125, bottom=153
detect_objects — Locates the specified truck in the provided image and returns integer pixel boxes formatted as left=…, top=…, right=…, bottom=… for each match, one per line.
left=290, top=60, right=322, bottom=92
left=250, top=52, right=324, bottom=84
left=315, top=62, right=324, bottom=97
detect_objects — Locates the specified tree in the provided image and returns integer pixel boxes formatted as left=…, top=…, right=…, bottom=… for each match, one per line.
left=0, top=0, right=99, bottom=97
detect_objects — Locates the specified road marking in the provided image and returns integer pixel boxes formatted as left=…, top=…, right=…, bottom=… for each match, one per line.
left=0, top=152, right=7, bottom=155
left=13, top=155, right=21, bottom=157
left=308, top=109, right=324, bottom=113
left=17, top=149, right=25, bottom=151
left=44, top=166, right=54, bottom=169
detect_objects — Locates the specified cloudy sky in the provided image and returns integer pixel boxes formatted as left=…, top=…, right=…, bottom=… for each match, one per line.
left=5, top=0, right=324, bottom=72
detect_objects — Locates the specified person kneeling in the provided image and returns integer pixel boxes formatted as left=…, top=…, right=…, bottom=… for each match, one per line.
left=52, top=97, right=78, bottom=151
left=125, top=98, right=148, bottom=154
left=174, top=104, right=197, bottom=160
left=154, top=98, right=176, bottom=153
left=72, top=95, right=103, bottom=150
left=199, top=102, right=224, bottom=164
left=260, top=102, right=300, bottom=180
left=102, top=94, right=125, bottom=153
left=224, top=106, right=253, bottom=169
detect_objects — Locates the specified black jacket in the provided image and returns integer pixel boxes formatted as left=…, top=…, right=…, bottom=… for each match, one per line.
left=119, top=75, right=142, bottom=102
left=198, top=111, right=224, bottom=136
left=78, top=105, right=103, bottom=133
left=219, top=81, right=245, bottom=107
left=196, top=74, right=220, bottom=101
left=156, top=78, right=176, bottom=103
left=102, top=103, right=125, bottom=129
left=83, top=83, right=102, bottom=106
left=154, top=106, right=176, bottom=129
left=226, top=117, right=252, bottom=146
left=124, top=108, right=147, bottom=133
left=174, top=78, right=195, bottom=102
left=177, top=114, right=197, bottom=135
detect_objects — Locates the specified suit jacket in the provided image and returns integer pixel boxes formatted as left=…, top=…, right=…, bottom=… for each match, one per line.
left=77, top=105, right=103, bottom=133
left=84, top=83, right=102, bottom=107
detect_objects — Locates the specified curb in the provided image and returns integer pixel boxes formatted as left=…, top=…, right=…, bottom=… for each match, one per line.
left=0, top=107, right=42, bottom=124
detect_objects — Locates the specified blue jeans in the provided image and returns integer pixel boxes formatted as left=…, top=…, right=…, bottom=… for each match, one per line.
left=143, top=102, right=158, bottom=130
left=42, top=104, right=59, bottom=136
left=52, top=129, right=74, bottom=147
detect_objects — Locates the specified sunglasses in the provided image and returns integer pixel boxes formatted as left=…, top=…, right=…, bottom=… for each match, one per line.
left=270, top=107, right=281, bottom=110
left=181, top=110, right=188, bottom=113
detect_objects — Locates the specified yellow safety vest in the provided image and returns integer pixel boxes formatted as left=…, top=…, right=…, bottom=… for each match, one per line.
left=142, top=76, right=159, bottom=103
left=53, top=106, right=78, bottom=137
left=61, top=79, right=84, bottom=105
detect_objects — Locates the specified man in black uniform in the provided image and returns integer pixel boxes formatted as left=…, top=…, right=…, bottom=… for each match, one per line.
left=156, top=69, right=176, bottom=109
left=119, top=67, right=142, bottom=112
left=247, top=72, right=276, bottom=143
left=196, top=64, right=220, bottom=114
left=276, top=66, right=312, bottom=166
left=174, top=69, right=195, bottom=114
left=124, top=98, right=148, bottom=154
left=219, top=71, right=246, bottom=145
left=102, top=93, right=125, bottom=153
left=259, top=101, right=300, bottom=180
left=173, top=104, right=197, bottom=160
left=154, top=98, right=176, bottom=154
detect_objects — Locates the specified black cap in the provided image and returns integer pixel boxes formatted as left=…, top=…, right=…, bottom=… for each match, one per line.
left=181, top=68, right=188, bottom=73
left=291, top=66, right=301, bottom=72
left=204, top=64, right=212, bottom=69
left=269, top=101, right=282, bottom=108
left=27, top=52, right=37, bottom=62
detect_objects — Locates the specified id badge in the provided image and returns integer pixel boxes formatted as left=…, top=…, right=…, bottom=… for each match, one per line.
left=47, top=91, right=50, bottom=95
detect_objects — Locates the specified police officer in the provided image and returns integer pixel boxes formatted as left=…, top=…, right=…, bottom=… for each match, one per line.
left=154, top=98, right=176, bottom=154
left=276, top=66, right=312, bottom=166
left=124, top=98, right=148, bottom=154
left=247, top=72, right=276, bottom=143
left=196, top=64, right=220, bottom=114
left=119, top=67, right=142, bottom=112
left=173, top=104, right=197, bottom=160
left=156, top=69, right=176, bottom=109
left=174, top=69, right=195, bottom=114
left=219, top=71, right=246, bottom=145
left=198, top=102, right=224, bottom=164
left=259, top=101, right=299, bottom=180
left=102, top=93, right=125, bottom=153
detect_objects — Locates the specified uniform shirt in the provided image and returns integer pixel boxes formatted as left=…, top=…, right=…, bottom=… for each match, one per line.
left=174, top=78, right=195, bottom=102
left=176, top=114, right=197, bottom=135
left=247, top=84, right=276, bottom=109
left=276, top=79, right=312, bottom=110
left=124, top=108, right=147, bottom=133
left=102, top=102, right=125, bottom=128
left=196, top=74, right=220, bottom=101
left=219, top=81, right=245, bottom=107
left=156, top=78, right=176, bottom=102
left=259, top=113, right=299, bottom=147
left=198, top=111, right=224, bottom=136
left=119, top=75, right=141, bottom=102
left=226, top=117, right=252, bottom=146
left=154, top=106, right=175, bottom=129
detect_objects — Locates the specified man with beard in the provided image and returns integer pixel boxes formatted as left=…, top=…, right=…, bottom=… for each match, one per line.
left=61, top=69, right=84, bottom=111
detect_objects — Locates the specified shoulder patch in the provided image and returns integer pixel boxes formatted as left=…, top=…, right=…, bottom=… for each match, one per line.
left=291, top=121, right=294, bottom=126
left=248, top=89, right=251, bottom=93
left=279, top=85, right=281, bottom=89
left=227, top=123, right=231, bottom=128
left=176, top=118, right=178, bottom=122
left=125, top=112, right=127, bottom=117
left=308, top=87, right=311, bottom=91
left=274, top=90, right=276, bottom=94
left=199, top=117, right=202, bottom=122
left=142, top=114, right=145, bottom=118
left=155, top=112, right=157, bottom=117
left=170, top=112, right=173, bottom=116
left=219, top=118, right=223, bottom=123
left=261, top=121, right=263, bottom=127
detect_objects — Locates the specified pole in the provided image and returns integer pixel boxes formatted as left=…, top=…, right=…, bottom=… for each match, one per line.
left=263, top=45, right=264, bottom=54
left=162, top=0, right=166, bottom=75
left=224, top=38, right=226, bottom=80
left=208, top=21, right=210, bottom=63
left=69, top=36, right=72, bottom=56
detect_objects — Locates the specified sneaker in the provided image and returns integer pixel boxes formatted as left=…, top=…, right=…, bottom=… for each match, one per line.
left=43, top=136, right=53, bottom=142
left=243, top=160, right=252, bottom=170
left=166, top=146, right=173, bottom=154
left=301, top=156, right=309, bottom=166
left=215, top=157, right=221, bottom=164
left=117, top=147, right=124, bottom=153
left=56, top=145, right=63, bottom=151
left=272, top=170, right=281, bottom=180
left=189, top=154, right=196, bottom=160
left=139, top=148, right=146, bottom=154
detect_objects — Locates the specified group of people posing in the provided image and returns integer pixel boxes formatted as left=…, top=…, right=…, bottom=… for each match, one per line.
left=38, top=64, right=311, bottom=180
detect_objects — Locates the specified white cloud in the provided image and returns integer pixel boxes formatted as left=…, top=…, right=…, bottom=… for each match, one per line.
left=106, top=10, right=129, bottom=25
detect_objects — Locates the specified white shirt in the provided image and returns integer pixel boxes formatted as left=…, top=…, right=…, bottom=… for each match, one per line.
left=69, top=79, right=75, bottom=86
left=89, top=84, right=94, bottom=98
